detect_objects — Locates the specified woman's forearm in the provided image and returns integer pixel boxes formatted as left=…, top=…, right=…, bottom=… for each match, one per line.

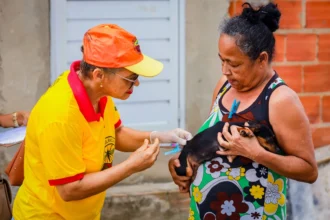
left=56, top=159, right=135, bottom=201
left=255, top=149, right=318, bottom=183
left=115, top=126, right=150, bottom=152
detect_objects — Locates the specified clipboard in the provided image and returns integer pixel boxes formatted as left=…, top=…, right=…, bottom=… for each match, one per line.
left=0, top=126, right=26, bottom=147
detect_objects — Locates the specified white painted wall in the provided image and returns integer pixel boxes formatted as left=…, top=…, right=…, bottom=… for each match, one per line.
left=51, top=0, right=185, bottom=132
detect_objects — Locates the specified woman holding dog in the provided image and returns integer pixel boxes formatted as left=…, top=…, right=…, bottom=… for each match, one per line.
left=169, top=2, right=318, bottom=220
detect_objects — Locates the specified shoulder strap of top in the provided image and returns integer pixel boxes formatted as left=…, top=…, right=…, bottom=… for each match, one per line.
left=217, top=80, right=231, bottom=96
left=263, top=71, right=287, bottom=123
left=264, top=71, right=287, bottom=101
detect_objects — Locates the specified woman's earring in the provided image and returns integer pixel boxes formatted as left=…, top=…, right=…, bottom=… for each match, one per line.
left=100, top=84, right=103, bottom=88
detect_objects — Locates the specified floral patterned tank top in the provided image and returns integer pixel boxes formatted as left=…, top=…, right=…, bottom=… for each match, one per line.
left=188, top=73, right=288, bottom=220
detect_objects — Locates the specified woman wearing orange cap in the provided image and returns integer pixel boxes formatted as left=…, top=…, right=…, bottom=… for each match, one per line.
left=12, top=24, right=192, bottom=220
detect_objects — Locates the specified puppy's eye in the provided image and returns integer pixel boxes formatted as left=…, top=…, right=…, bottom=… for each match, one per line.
left=240, top=130, right=247, bottom=136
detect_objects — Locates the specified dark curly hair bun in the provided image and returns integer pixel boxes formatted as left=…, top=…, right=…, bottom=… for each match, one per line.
left=241, top=2, right=281, bottom=32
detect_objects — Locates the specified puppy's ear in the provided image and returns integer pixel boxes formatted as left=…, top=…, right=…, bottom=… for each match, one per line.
left=186, top=162, right=193, bottom=177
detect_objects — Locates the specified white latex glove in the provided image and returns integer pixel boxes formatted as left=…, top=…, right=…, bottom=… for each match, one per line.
left=150, top=128, right=193, bottom=146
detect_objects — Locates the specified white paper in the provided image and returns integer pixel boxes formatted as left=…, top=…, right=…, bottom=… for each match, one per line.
left=0, top=126, right=26, bottom=145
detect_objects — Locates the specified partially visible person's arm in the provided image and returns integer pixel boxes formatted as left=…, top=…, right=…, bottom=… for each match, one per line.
left=0, top=111, right=30, bottom=128
left=217, top=86, right=318, bottom=183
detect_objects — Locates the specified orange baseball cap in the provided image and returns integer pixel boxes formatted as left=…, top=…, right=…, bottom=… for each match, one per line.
left=83, top=24, right=163, bottom=77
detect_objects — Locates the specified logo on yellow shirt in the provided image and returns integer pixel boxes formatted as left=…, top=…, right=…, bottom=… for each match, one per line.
left=103, top=136, right=115, bottom=169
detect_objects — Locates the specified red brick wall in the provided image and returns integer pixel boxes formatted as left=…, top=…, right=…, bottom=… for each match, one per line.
left=229, top=0, right=330, bottom=148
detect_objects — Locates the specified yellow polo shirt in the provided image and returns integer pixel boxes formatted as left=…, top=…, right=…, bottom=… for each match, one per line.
left=13, top=61, right=122, bottom=220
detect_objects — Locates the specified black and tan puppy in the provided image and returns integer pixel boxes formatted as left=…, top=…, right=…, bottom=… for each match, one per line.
left=175, top=121, right=280, bottom=177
